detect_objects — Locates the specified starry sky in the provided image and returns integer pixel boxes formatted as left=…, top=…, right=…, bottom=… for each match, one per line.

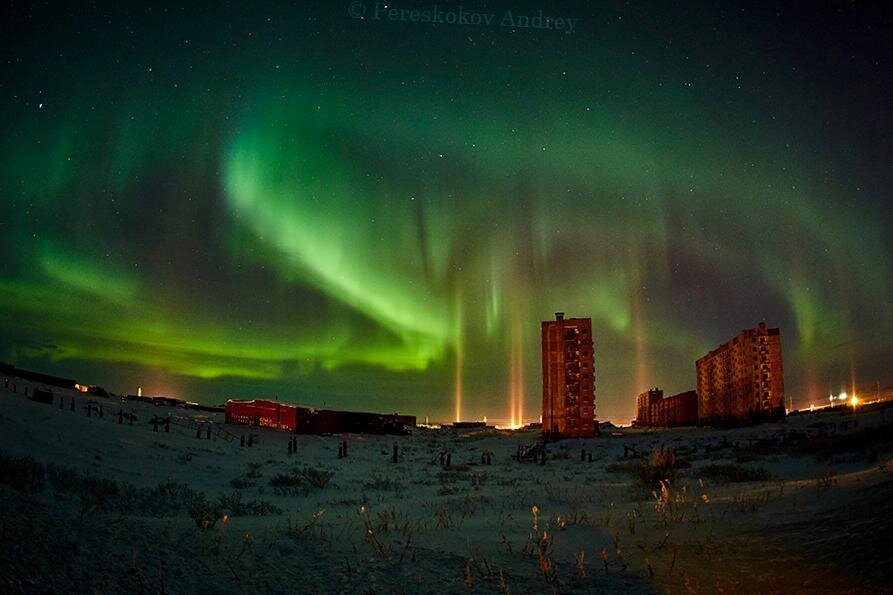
left=1, top=1, right=891, bottom=423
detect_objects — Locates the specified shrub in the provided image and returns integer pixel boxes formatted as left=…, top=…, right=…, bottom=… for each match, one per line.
left=216, top=491, right=282, bottom=516
left=363, top=474, right=402, bottom=491
left=636, top=446, right=678, bottom=490
left=551, top=449, right=571, bottom=460
left=269, top=466, right=332, bottom=494
left=299, top=466, right=332, bottom=489
left=270, top=472, right=303, bottom=488
left=605, top=460, right=640, bottom=474
left=245, top=462, right=263, bottom=479
left=187, top=491, right=220, bottom=529
left=229, top=477, right=255, bottom=489
left=699, top=464, right=770, bottom=483
left=0, top=451, right=45, bottom=493
left=46, top=464, right=122, bottom=513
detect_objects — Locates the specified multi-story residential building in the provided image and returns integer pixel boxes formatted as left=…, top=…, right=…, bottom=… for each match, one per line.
left=696, top=322, right=784, bottom=425
left=541, top=312, right=595, bottom=437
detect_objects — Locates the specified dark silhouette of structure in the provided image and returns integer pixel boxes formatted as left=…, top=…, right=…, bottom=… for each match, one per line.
left=0, top=363, right=75, bottom=389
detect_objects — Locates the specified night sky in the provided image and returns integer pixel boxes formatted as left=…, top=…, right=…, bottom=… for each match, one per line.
left=2, top=1, right=891, bottom=423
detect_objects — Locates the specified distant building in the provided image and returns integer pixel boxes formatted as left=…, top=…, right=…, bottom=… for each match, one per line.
left=0, top=363, right=76, bottom=390
left=451, top=421, right=488, bottom=429
left=635, top=388, right=698, bottom=427
left=635, top=388, right=663, bottom=427
left=696, top=322, right=785, bottom=425
left=541, top=312, right=595, bottom=437
left=225, top=399, right=416, bottom=435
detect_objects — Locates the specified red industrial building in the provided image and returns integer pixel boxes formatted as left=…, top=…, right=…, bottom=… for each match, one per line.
left=696, top=322, right=785, bottom=425
left=225, top=399, right=415, bottom=435
left=541, top=312, right=596, bottom=438
left=225, top=399, right=298, bottom=430
left=635, top=388, right=698, bottom=427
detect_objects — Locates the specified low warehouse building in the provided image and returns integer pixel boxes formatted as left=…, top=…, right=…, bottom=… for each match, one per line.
left=225, top=399, right=415, bottom=435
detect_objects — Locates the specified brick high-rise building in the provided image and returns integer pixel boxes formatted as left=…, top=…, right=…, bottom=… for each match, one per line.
left=541, top=312, right=595, bottom=437
left=635, top=388, right=663, bottom=427
left=696, top=322, right=784, bottom=425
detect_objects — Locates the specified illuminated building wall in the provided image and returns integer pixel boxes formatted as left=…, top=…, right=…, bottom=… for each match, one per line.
left=541, top=312, right=595, bottom=437
left=635, top=388, right=698, bottom=427
left=696, top=322, right=785, bottom=425
left=635, top=388, right=663, bottom=427
left=225, top=399, right=416, bottom=434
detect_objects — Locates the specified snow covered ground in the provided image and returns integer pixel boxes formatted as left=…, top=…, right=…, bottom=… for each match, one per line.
left=1, top=376, right=891, bottom=593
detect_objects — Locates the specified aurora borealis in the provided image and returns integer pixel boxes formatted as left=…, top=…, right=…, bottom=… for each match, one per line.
left=2, top=2, right=891, bottom=423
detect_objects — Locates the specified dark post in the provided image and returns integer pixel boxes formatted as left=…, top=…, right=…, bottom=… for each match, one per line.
left=99, top=405, right=104, bottom=418
left=588, top=452, right=593, bottom=462
left=59, top=396, right=64, bottom=410
left=206, top=425, right=211, bottom=440
left=248, top=434, right=254, bottom=447
left=337, top=443, right=343, bottom=458
left=342, top=440, right=348, bottom=458
left=70, top=397, right=75, bottom=411
left=440, top=451, right=445, bottom=466
left=481, top=452, right=486, bottom=465
left=240, top=435, right=245, bottom=447
left=392, top=442, right=398, bottom=463
left=487, top=453, right=492, bottom=465
left=540, top=449, right=546, bottom=465
left=87, top=404, right=92, bottom=418
left=152, top=415, right=158, bottom=432
left=118, top=409, right=123, bottom=424
left=129, top=411, right=134, bottom=426
left=24, top=386, right=28, bottom=396
left=164, top=416, right=170, bottom=432
left=289, top=439, right=294, bottom=455
left=446, top=452, right=451, bottom=467
left=196, top=425, right=202, bottom=439
left=581, top=448, right=586, bottom=461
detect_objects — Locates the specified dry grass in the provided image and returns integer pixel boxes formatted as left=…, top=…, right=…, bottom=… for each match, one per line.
left=699, top=463, right=771, bottom=483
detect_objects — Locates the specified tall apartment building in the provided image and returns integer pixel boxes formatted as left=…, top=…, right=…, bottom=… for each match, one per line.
left=635, top=388, right=663, bottom=427
left=541, top=312, right=595, bottom=437
left=635, top=388, right=698, bottom=427
left=696, top=322, right=784, bottom=425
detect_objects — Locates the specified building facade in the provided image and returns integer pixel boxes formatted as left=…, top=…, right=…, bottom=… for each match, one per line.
left=635, top=388, right=663, bottom=427
left=635, top=388, right=698, bottom=427
left=696, top=322, right=784, bottom=425
left=225, top=399, right=415, bottom=434
left=541, top=312, right=595, bottom=437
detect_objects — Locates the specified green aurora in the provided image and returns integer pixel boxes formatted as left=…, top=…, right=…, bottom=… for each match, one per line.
left=1, top=2, right=891, bottom=422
